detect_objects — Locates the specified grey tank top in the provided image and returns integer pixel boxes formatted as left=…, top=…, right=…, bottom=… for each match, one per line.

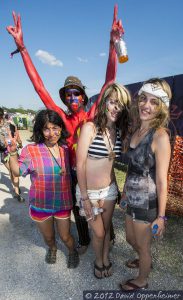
left=125, top=129, right=157, bottom=210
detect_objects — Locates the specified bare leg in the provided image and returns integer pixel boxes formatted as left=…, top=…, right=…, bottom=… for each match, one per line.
left=10, top=171, right=20, bottom=195
left=4, top=161, right=18, bottom=193
left=125, top=215, right=139, bottom=254
left=55, top=218, right=75, bottom=252
left=88, top=215, right=105, bottom=278
left=36, top=217, right=57, bottom=250
left=132, top=222, right=152, bottom=285
left=122, top=219, right=152, bottom=290
left=55, top=217, right=79, bottom=268
left=5, top=160, right=25, bottom=202
left=102, top=199, right=116, bottom=276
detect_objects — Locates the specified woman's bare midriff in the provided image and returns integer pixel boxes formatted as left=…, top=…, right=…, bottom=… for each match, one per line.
left=86, top=156, right=115, bottom=189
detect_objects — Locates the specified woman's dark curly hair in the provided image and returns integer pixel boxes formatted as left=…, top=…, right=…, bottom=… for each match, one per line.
left=32, top=109, right=70, bottom=145
left=94, top=83, right=131, bottom=140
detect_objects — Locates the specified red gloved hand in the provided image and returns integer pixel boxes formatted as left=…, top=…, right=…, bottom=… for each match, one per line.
left=110, top=4, right=124, bottom=44
left=6, top=12, right=25, bottom=55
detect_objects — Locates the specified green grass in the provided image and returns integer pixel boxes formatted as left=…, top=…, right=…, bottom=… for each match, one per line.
left=114, top=161, right=127, bottom=192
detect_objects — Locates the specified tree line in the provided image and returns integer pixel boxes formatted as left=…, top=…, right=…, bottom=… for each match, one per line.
left=2, top=106, right=36, bottom=115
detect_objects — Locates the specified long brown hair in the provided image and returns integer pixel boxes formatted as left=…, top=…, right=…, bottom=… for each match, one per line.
left=94, top=83, right=131, bottom=139
left=130, top=78, right=172, bottom=132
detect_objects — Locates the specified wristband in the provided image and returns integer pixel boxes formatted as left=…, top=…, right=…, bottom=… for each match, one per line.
left=19, top=45, right=26, bottom=52
left=9, top=151, right=18, bottom=156
left=158, top=215, right=167, bottom=221
left=10, top=46, right=26, bottom=58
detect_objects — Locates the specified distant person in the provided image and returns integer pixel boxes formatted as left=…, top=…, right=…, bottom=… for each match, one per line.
left=76, top=83, right=131, bottom=278
left=0, top=108, right=24, bottom=202
left=7, top=109, right=79, bottom=268
left=18, top=118, right=23, bottom=129
left=5, top=113, right=16, bottom=127
left=7, top=5, right=124, bottom=254
left=119, top=78, right=171, bottom=291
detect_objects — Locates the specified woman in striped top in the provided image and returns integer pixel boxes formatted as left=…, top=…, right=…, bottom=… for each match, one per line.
left=76, top=83, right=131, bottom=278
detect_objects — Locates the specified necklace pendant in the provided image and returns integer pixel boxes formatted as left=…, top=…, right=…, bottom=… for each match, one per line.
left=109, top=151, right=116, bottom=160
left=59, top=169, right=65, bottom=176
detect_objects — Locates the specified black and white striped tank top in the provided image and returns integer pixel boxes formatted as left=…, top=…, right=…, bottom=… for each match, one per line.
left=88, top=129, right=122, bottom=159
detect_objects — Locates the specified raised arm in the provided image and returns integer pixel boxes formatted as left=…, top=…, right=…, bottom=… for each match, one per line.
left=88, top=4, right=124, bottom=119
left=105, top=4, right=124, bottom=83
left=6, top=12, right=67, bottom=123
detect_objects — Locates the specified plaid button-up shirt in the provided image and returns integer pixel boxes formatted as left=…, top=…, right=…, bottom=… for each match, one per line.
left=19, top=143, right=73, bottom=210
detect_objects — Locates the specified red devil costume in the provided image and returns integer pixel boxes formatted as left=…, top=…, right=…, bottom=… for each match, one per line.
left=7, top=5, right=124, bottom=252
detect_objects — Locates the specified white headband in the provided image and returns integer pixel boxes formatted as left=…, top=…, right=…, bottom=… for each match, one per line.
left=138, top=83, right=170, bottom=107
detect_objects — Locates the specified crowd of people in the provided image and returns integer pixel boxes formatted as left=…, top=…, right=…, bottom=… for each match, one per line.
left=0, top=5, right=173, bottom=292
left=0, top=108, right=25, bottom=202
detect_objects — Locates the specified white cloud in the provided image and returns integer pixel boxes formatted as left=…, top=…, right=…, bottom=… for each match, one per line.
left=77, top=57, right=88, bottom=63
left=35, top=50, right=63, bottom=67
left=99, top=52, right=106, bottom=57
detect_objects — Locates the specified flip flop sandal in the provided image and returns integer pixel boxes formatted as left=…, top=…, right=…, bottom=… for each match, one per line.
left=45, top=248, right=57, bottom=264
left=104, top=262, right=113, bottom=277
left=120, top=279, right=148, bottom=291
left=94, top=262, right=105, bottom=279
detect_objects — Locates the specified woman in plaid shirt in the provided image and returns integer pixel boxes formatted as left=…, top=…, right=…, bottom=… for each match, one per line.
left=7, top=109, right=79, bottom=268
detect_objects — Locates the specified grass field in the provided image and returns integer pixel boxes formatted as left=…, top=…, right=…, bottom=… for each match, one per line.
left=114, top=161, right=127, bottom=192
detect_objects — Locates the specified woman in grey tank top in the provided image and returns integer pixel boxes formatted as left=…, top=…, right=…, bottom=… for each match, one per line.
left=119, top=78, right=171, bottom=291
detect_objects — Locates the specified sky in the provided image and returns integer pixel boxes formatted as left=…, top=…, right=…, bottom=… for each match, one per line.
left=0, top=0, right=183, bottom=110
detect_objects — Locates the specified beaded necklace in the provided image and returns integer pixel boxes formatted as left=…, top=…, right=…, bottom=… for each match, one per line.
left=45, top=144, right=65, bottom=175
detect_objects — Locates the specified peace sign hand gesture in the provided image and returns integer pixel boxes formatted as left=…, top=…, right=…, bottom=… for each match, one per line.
left=6, top=11, right=25, bottom=51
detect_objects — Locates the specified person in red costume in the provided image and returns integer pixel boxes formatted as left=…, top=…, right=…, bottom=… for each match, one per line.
left=7, top=5, right=124, bottom=254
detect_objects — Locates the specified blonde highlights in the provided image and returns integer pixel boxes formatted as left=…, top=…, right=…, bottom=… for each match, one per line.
left=94, top=82, right=131, bottom=139
left=131, top=78, right=171, bottom=131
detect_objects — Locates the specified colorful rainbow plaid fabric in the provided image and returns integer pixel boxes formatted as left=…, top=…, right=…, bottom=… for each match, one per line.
left=19, top=143, right=73, bottom=210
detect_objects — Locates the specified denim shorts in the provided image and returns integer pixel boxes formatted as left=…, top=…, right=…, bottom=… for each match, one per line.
left=75, top=182, right=118, bottom=207
left=126, top=205, right=158, bottom=224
